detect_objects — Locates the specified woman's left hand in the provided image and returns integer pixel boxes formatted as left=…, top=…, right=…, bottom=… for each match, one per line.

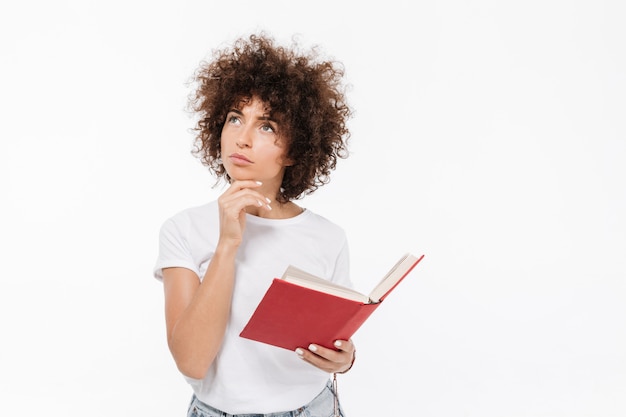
left=295, top=339, right=356, bottom=374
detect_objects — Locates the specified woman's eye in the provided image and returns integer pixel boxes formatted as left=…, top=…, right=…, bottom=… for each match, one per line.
left=261, top=124, right=275, bottom=133
left=227, top=115, right=240, bottom=124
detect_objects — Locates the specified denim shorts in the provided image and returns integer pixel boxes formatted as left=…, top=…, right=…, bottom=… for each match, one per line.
left=187, top=379, right=344, bottom=417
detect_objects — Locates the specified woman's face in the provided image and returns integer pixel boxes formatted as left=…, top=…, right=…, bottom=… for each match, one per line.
left=220, top=96, right=292, bottom=186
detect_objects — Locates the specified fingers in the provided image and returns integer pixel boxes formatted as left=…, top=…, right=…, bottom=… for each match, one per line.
left=332, top=339, right=355, bottom=355
left=217, top=180, right=273, bottom=245
left=295, top=339, right=356, bottom=373
left=218, top=180, right=272, bottom=217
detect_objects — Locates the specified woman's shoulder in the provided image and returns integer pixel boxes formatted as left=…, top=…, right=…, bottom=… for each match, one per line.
left=161, top=200, right=219, bottom=231
left=301, top=208, right=346, bottom=236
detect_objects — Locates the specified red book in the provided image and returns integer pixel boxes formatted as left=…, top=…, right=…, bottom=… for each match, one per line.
left=239, top=253, right=425, bottom=351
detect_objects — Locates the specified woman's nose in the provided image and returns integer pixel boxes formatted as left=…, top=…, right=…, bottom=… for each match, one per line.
left=236, top=128, right=252, bottom=148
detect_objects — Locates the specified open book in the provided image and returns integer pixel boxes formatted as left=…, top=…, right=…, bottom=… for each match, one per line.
left=239, top=253, right=425, bottom=351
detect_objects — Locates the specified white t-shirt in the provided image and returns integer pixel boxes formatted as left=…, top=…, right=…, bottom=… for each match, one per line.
left=153, top=201, right=351, bottom=414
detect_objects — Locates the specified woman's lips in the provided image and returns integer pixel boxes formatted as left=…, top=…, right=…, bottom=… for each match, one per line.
left=229, top=153, right=253, bottom=165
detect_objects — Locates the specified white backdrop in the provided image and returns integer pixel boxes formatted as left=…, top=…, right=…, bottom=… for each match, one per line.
left=1, top=1, right=625, bottom=416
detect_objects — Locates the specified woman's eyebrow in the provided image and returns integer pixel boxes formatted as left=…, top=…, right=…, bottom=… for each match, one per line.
left=227, top=108, right=276, bottom=122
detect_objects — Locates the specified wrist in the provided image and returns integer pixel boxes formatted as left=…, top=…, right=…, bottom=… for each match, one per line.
left=337, top=350, right=356, bottom=374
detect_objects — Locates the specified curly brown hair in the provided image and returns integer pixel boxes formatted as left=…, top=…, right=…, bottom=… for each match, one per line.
left=188, top=33, right=352, bottom=203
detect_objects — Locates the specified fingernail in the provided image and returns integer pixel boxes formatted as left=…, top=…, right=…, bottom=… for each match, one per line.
left=308, top=344, right=317, bottom=352
left=256, top=181, right=263, bottom=185
left=265, top=197, right=271, bottom=203
left=295, top=348, right=304, bottom=356
left=334, top=340, right=342, bottom=348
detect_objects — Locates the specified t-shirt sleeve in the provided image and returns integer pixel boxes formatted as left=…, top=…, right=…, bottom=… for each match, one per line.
left=153, top=216, right=199, bottom=281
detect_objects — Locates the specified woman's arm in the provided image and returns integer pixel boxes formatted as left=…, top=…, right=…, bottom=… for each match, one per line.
left=162, top=243, right=238, bottom=379
left=162, top=180, right=272, bottom=379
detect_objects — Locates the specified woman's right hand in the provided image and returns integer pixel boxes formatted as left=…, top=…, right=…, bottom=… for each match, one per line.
left=217, top=180, right=272, bottom=246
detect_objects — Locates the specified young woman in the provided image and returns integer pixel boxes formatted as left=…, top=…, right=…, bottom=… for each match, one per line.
left=154, top=33, right=356, bottom=417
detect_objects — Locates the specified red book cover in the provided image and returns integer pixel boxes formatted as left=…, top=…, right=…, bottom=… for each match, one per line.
left=239, top=253, right=424, bottom=351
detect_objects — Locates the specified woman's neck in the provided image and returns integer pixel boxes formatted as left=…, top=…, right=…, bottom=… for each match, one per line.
left=246, top=201, right=303, bottom=219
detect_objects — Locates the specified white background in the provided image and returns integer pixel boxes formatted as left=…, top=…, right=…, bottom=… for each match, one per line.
left=1, top=1, right=625, bottom=416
